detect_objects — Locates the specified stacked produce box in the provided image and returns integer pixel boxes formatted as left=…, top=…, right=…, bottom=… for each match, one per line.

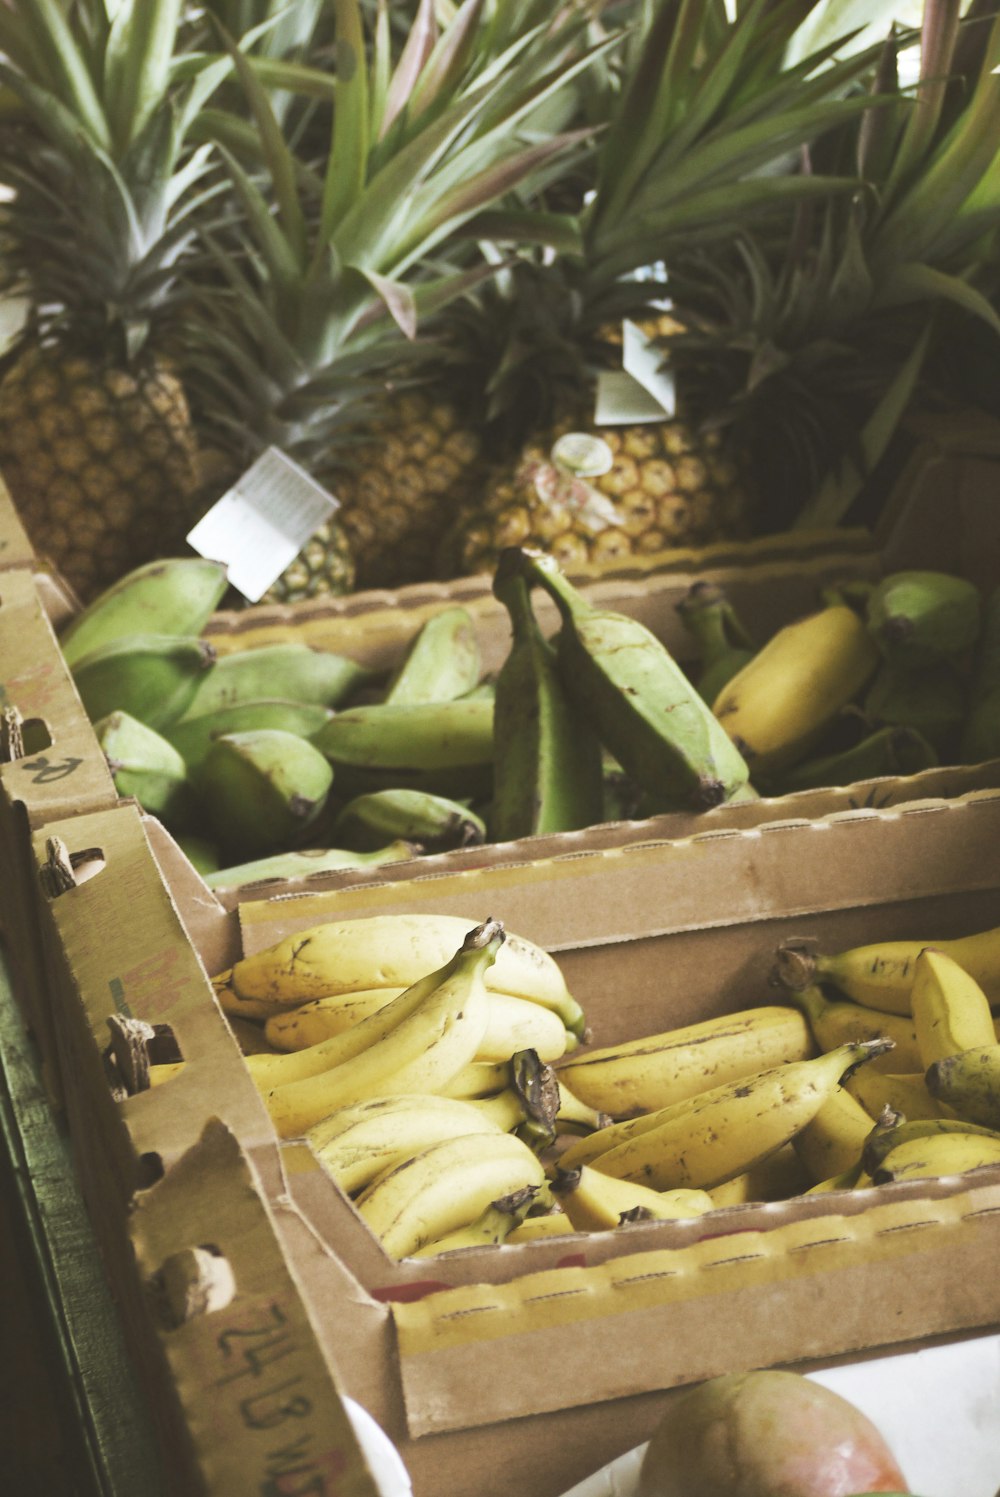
left=3, top=0, right=1000, bottom=1492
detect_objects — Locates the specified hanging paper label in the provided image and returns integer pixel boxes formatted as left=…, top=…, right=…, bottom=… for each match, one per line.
left=186, top=447, right=339, bottom=603
left=594, top=318, right=676, bottom=426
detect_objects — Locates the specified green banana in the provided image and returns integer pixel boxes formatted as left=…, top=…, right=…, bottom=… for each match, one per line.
left=204, top=840, right=418, bottom=890
left=311, top=697, right=494, bottom=799
left=178, top=642, right=370, bottom=720
left=164, top=698, right=335, bottom=771
left=93, top=710, right=197, bottom=832
left=383, top=606, right=482, bottom=705
left=71, top=633, right=217, bottom=730
left=863, top=660, right=966, bottom=757
left=961, top=585, right=1000, bottom=764
left=513, top=548, right=751, bottom=812
left=195, top=728, right=335, bottom=860
left=490, top=560, right=604, bottom=841
left=330, top=788, right=487, bottom=853
left=174, top=834, right=222, bottom=877
left=600, top=751, right=646, bottom=824
left=865, top=570, right=981, bottom=669
left=59, top=556, right=229, bottom=669
left=771, top=725, right=938, bottom=794
left=676, top=580, right=756, bottom=705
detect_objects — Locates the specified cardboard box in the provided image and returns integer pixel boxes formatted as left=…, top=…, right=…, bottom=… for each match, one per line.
left=28, top=794, right=1000, bottom=1497
left=0, top=566, right=117, bottom=1087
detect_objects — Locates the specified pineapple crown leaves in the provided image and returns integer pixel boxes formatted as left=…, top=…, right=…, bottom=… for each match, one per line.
left=860, top=0, right=1000, bottom=287
left=578, top=0, right=897, bottom=286
left=0, top=0, right=235, bottom=355
left=190, top=0, right=614, bottom=388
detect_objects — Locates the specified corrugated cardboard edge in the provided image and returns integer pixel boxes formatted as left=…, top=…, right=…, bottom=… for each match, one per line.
left=390, top=1180, right=1000, bottom=1435
left=128, top=1117, right=383, bottom=1497
left=0, top=566, right=116, bottom=1086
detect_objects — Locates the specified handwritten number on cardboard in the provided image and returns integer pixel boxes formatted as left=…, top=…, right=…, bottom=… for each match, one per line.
left=21, top=755, right=83, bottom=783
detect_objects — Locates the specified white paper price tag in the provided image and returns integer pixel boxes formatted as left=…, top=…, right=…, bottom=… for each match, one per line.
left=186, top=447, right=339, bottom=602
left=593, top=319, right=676, bottom=426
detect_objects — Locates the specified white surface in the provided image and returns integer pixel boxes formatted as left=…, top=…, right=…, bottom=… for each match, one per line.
left=555, top=1332, right=1000, bottom=1497
left=343, top=1396, right=413, bottom=1497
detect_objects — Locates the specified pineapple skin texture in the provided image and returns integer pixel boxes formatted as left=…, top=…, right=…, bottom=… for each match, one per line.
left=325, top=390, right=488, bottom=591
left=0, top=346, right=204, bottom=602
left=442, top=416, right=755, bottom=580
left=262, top=390, right=487, bottom=600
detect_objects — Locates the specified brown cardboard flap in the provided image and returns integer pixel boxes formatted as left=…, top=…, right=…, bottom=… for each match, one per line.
left=393, top=1181, right=1000, bottom=1437
left=129, top=1117, right=382, bottom=1497
left=214, top=759, right=1000, bottom=911
left=32, top=801, right=276, bottom=1168
left=237, top=791, right=1000, bottom=963
left=0, top=567, right=116, bottom=826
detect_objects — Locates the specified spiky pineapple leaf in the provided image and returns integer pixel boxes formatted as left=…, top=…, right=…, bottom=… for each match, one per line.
left=9, top=0, right=111, bottom=148
left=406, top=0, right=490, bottom=125
left=104, top=0, right=184, bottom=153
left=381, top=0, right=438, bottom=134
left=794, top=319, right=931, bottom=527
left=320, top=0, right=370, bottom=244
left=876, top=261, right=1000, bottom=333
left=216, top=21, right=307, bottom=270
left=884, top=0, right=962, bottom=194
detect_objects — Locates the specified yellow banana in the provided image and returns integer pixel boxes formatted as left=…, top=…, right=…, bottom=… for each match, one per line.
left=925, top=1044, right=1000, bottom=1130
left=553, top=1004, right=813, bottom=1118
left=247, top=962, right=467, bottom=1092
left=216, top=912, right=584, bottom=1037
left=711, top=603, right=880, bottom=774
left=871, top=1130, right=1000, bottom=1185
left=804, top=1163, right=871, bottom=1193
left=775, top=923, right=1000, bottom=1015
left=861, top=1115, right=1000, bottom=1177
left=308, top=1093, right=511, bottom=1196
left=309, top=1083, right=550, bottom=1197
left=588, top=1040, right=891, bottom=1191
left=551, top=1165, right=714, bottom=1232
left=259, top=920, right=501, bottom=1138
left=355, top=1131, right=548, bottom=1259
left=265, top=986, right=571, bottom=1063
left=438, top=1058, right=525, bottom=1100
left=554, top=1078, right=612, bottom=1136
left=705, top=1143, right=811, bottom=1206
left=228, top=1016, right=278, bottom=1057
left=506, top=1209, right=572, bottom=1243
left=409, top=1185, right=541, bottom=1258
left=786, top=984, right=921, bottom=1074
left=264, top=988, right=403, bottom=1049
left=910, top=948, right=998, bottom=1068
left=791, top=1084, right=875, bottom=1184
left=845, top=1067, right=943, bottom=1122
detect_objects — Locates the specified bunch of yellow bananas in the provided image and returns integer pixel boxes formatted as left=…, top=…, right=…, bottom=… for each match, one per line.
left=180, top=913, right=1000, bottom=1261
left=775, top=922, right=1000, bottom=1187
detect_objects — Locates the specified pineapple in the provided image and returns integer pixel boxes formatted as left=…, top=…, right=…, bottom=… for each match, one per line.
left=0, top=1, right=230, bottom=601
left=436, top=0, right=895, bottom=578
left=451, top=414, right=753, bottom=578
left=181, top=0, right=603, bottom=602
left=320, top=390, right=488, bottom=591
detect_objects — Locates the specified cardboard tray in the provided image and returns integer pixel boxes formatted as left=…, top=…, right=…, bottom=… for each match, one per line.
left=28, top=793, right=1000, bottom=1497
